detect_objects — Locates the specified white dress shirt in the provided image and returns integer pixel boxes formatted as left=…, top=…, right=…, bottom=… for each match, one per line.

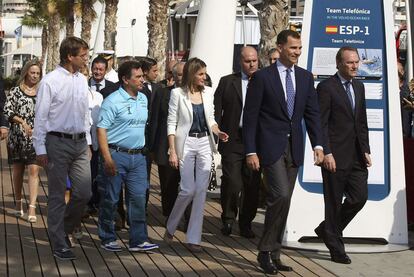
left=337, top=72, right=355, bottom=108
left=33, top=65, right=91, bottom=155
left=239, top=72, right=249, bottom=127
left=90, top=78, right=106, bottom=92
left=276, top=59, right=296, bottom=100
left=88, top=87, right=103, bottom=151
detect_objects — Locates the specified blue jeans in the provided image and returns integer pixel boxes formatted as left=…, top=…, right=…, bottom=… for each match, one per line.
left=98, top=150, right=149, bottom=246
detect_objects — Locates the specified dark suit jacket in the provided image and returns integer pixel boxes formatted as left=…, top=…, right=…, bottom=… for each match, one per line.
left=0, top=77, right=8, bottom=128
left=149, top=85, right=174, bottom=165
left=243, top=63, right=323, bottom=167
left=142, top=82, right=162, bottom=110
left=89, top=78, right=119, bottom=99
left=214, top=72, right=244, bottom=155
left=317, top=74, right=370, bottom=169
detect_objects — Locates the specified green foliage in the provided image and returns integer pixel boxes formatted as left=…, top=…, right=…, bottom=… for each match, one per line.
left=3, top=76, right=19, bottom=91
left=21, top=0, right=48, bottom=28
left=21, top=0, right=77, bottom=29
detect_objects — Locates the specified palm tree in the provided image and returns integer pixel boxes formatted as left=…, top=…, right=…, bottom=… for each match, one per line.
left=46, top=1, right=61, bottom=72
left=258, top=0, right=289, bottom=66
left=147, top=0, right=170, bottom=80
left=81, top=0, right=97, bottom=45
left=65, top=0, right=76, bottom=36
left=104, top=0, right=119, bottom=50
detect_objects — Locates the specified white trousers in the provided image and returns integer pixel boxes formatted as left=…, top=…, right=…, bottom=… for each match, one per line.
left=166, top=136, right=212, bottom=244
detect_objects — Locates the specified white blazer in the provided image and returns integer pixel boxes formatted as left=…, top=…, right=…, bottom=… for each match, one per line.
left=167, top=86, right=218, bottom=159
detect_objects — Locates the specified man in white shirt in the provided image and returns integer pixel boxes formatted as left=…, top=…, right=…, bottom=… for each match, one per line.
left=33, top=36, right=92, bottom=261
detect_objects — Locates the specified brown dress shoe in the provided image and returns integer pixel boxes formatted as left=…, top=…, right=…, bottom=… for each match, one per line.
left=187, top=243, right=202, bottom=252
left=163, top=230, right=173, bottom=244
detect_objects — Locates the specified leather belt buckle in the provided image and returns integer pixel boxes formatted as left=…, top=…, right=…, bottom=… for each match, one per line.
left=127, top=149, right=137, bottom=154
left=188, top=131, right=208, bottom=138
left=72, top=133, right=85, bottom=140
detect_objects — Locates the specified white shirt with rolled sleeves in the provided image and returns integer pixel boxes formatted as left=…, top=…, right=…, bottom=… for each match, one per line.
left=33, top=65, right=91, bottom=155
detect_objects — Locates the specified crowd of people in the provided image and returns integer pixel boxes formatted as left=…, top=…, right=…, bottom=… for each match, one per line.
left=3, top=29, right=405, bottom=274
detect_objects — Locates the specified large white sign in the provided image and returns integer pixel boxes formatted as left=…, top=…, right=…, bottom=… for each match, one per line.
left=285, top=0, right=408, bottom=251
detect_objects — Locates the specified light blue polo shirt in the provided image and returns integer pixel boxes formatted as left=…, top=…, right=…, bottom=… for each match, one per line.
left=97, top=87, right=147, bottom=149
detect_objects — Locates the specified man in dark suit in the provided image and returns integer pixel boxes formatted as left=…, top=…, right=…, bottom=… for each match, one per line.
left=214, top=46, right=260, bottom=238
left=89, top=56, right=118, bottom=96
left=141, top=57, right=161, bottom=110
left=243, top=30, right=324, bottom=275
left=149, top=62, right=185, bottom=217
left=141, top=57, right=162, bottom=211
left=314, top=46, right=371, bottom=264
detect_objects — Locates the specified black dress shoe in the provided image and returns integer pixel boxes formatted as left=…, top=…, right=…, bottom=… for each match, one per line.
left=314, top=226, right=325, bottom=239
left=239, top=227, right=256, bottom=238
left=331, top=254, right=352, bottom=264
left=257, top=251, right=278, bottom=275
left=272, top=259, right=293, bottom=272
left=221, top=223, right=232, bottom=236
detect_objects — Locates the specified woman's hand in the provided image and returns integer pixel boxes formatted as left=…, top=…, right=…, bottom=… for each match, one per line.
left=217, top=130, right=229, bottom=142
left=169, top=151, right=179, bottom=169
left=21, top=122, right=32, bottom=137
left=211, top=124, right=229, bottom=142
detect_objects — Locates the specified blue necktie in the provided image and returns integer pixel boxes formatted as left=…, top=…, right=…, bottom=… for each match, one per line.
left=286, top=68, right=295, bottom=118
left=344, top=81, right=354, bottom=112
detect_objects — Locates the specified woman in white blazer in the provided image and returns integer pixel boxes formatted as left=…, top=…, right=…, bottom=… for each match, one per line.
left=164, top=57, right=228, bottom=252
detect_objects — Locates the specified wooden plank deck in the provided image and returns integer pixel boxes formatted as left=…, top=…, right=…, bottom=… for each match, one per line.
left=0, top=141, right=336, bottom=277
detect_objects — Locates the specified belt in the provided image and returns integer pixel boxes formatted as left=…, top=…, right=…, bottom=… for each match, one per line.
left=48, top=131, right=86, bottom=140
left=108, top=144, right=144, bottom=155
left=188, top=131, right=208, bottom=138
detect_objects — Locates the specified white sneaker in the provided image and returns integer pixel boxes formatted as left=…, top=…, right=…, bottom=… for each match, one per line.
left=101, top=241, right=122, bottom=252
left=128, top=242, right=159, bottom=252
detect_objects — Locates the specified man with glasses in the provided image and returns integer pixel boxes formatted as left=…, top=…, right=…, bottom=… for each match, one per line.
left=33, top=36, right=92, bottom=261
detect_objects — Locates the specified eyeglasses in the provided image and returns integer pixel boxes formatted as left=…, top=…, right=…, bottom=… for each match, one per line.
left=77, top=53, right=89, bottom=59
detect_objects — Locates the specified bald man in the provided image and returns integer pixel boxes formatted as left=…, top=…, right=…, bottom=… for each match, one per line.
left=214, top=46, right=261, bottom=238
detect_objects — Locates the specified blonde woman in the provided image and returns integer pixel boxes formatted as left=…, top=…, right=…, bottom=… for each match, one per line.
left=5, top=60, right=42, bottom=223
left=164, top=57, right=228, bottom=252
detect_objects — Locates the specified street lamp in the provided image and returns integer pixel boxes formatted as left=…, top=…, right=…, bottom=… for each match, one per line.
left=240, top=0, right=248, bottom=46
left=131, top=18, right=136, bottom=56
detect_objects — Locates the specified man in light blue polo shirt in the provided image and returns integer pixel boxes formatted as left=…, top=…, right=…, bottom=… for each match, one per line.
left=97, top=60, right=158, bottom=252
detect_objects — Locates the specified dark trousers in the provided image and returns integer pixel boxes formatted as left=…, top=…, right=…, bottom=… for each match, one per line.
left=220, top=151, right=260, bottom=229
left=258, top=140, right=298, bottom=260
left=401, top=107, right=413, bottom=137
left=317, top=150, right=368, bottom=256
left=88, top=149, right=100, bottom=207
left=158, top=164, right=180, bottom=217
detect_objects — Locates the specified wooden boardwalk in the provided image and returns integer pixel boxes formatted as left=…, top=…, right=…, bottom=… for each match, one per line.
left=0, top=142, right=336, bottom=277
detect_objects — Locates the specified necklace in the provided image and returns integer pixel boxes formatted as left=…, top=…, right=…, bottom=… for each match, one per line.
left=21, top=83, right=37, bottom=95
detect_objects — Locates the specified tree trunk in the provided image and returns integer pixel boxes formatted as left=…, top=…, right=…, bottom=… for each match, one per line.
left=104, top=0, right=119, bottom=50
left=66, top=0, right=75, bottom=36
left=46, top=2, right=60, bottom=72
left=81, top=0, right=96, bottom=46
left=147, top=0, right=169, bottom=80
left=41, top=26, right=48, bottom=66
left=258, top=0, right=289, bottom=67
